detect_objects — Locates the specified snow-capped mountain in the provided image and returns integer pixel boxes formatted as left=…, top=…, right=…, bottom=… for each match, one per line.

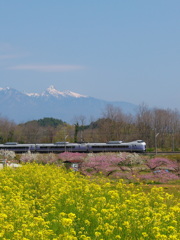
left=0, top=86, right=137, bottom=123
left=26, top=85, right=87, bottom=98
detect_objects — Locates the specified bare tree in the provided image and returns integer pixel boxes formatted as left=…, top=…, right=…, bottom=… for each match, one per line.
left=152, top=108, right=180, bottom=150
left=0, top=117, right=16, bottom=143
left=97, top=104, right=131, bottom=142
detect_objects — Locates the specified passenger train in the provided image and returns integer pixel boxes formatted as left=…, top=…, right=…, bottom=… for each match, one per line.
left=0, top=140, right=146, bottom=153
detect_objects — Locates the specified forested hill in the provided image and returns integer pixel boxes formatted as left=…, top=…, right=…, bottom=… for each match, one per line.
left=23, top=118, right=66, bottom=128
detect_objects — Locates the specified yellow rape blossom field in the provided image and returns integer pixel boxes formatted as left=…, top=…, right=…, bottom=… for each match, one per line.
left=0, top=164, right=179, bottom=240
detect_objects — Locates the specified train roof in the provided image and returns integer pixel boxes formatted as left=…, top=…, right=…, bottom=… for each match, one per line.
left=0, top=143, right=35, bottom=147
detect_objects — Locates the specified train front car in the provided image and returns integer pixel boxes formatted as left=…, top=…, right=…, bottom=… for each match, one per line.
left=87, top=140, right=146, bottom=153
left=128, top=140, right=146, bottom=152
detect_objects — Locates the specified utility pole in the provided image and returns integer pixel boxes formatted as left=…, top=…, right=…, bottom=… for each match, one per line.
left=172, top=128, right=175, bottom=152
left=74, top=123, right=79, bottom=143
left=155, top=132, right=159, bottom=155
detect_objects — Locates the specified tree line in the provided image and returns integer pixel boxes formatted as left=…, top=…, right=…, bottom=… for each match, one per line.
left=0, top=104, right=179, bottom=151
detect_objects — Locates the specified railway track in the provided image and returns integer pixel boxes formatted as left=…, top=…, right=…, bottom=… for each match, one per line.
left=143, top=151, right=180, bottom=155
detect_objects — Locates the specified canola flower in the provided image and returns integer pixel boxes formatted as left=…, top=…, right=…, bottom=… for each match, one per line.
left=0, top=164, right=179, bottom=240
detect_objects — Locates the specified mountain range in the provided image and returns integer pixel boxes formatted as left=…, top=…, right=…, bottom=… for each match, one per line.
left=0, top=86, right=137, bottom=123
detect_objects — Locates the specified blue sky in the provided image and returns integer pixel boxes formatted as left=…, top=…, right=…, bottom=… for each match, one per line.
left=0, top=0, right=180, bottom=110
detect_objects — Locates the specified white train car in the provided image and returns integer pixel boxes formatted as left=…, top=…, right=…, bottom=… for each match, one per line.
left=35, top=142, right=87, bottom=153
left=0, top=140, right=146, bottom=153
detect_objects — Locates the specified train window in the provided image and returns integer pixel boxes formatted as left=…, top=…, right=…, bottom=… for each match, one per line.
left=39, top=146, right=76, bottom=149
left=91, top=145, right=130, bottom=149
left=39, top=146, right=55, bottom=149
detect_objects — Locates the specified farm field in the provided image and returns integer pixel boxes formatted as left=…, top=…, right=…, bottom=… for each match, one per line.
left=0, top=162, right=179, bottom=240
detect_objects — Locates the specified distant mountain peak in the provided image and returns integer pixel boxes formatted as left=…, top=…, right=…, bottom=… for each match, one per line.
left=63, top=90, right=87, bottom=98
left=25, top=85, right=87, bottom=98
left=43, top=85, right=87, bottom=98
left=48, top=85, right=56, bottom=90
left=45, top=85, right=64, bottom=97
left=0, top=87, right=11, bottom=91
